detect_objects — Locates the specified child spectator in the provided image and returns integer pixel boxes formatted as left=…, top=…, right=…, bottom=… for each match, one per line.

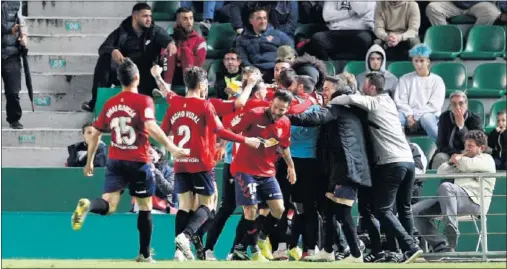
left=488, top=109, right=507, bottom=170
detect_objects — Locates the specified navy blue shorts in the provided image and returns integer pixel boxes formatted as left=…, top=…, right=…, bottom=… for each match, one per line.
left=235, top=172, right=283, bottom=206
left=175, top=171, right=215, bottom=196
left=104, top=159, right=155, bottom=198
left=332, top=184, right=358, bottom=201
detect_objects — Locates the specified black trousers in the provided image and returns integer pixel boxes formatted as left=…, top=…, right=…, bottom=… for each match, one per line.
left=310, top=30, right=374, bottom=60
left=2, top=56, right=22, bottom=124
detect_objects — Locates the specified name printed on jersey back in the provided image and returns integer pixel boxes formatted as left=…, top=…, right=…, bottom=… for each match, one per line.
left=106, top=104, right=136, bottom=119
left=171, top=110, right=200, bottom=125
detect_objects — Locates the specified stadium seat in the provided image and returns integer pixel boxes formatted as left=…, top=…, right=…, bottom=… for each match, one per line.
left=448, top=15, right=476, bottom=24
left=167, top=22, right=202, bottom=36
left=154, top=97, right=168, bottom=123
left=485, top=98, right=507, bottom=133
left=206, top=23, right=237, bottom=59
left=430, top=62, right=467, bottom=97
left=342, top=61, right=365, bottom=76
left=423, top=25, right=463, bottom=60
left=151, top=1, right=180, bottom=21
left=467, top=63, right=507, bottom=98
left=94, top=87, right=121, bottom=119
left=408, top=136, right=436, bottom=166
left=460, top=26, right=506, bottom=60
left=387, top=61, right=415, bottom=78
left=468, top=100, right=485, bottom=129
left=325, top=61, right=336, bottom=76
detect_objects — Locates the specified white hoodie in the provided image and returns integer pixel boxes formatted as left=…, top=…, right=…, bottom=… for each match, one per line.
left=323, top=1, right=376, bottom=31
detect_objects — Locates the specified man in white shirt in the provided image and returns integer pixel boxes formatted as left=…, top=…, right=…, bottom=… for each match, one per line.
left=394, top=44, right=445, bottom=141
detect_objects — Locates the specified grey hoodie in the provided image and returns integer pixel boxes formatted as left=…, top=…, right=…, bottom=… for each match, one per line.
left=356, top=44, right=398, bottom=97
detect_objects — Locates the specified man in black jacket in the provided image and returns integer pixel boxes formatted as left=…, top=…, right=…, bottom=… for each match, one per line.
left=67, top=123, right=107, bottom=167
left=1, top=1, right=26, bottom=129
left=288, top=75, right=372, bottom=262
left=82, top=3, right=176, bottom=112
left=431, top=91, right=482, bottom=169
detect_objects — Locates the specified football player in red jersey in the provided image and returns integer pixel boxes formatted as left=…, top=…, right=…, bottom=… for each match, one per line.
left=71, top=58, right=188, bottom=263
left=160, top=67, right=261, bottom=260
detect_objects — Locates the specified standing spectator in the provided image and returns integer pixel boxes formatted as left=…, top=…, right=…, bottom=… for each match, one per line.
left=356, top=44, right=398, bottom=97
left=81, top=3, right=176, bottom=112
left=413, top=130, right=496, bottom=254
left=67, top=123, right=107, bottom=168
left=157, top=7, right=207, bottom=95
left=1, top=0, right=26, bottom=129
left=426, top=1, right=501, bottom=26
left=374, top=1, right=421, bottom=60
left=235, top=6, right=294, bottom=82
left=431, top=91, right=482, bottom=169
left=309, top=1, right=376, bottom=60
left=179, top=1, right=223, bottom=34
left=212, top=49, right=243, bottom=100
left=394, top=44, right=445, bottom=142
left=488, top=110, right=507, bottom=170
left=410, top=141, right=428, bottom=204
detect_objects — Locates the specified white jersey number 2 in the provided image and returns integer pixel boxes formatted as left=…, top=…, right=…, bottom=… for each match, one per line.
left=110, top=116, right=136, bottom=146
left=177, top=125, right=191, bottom=154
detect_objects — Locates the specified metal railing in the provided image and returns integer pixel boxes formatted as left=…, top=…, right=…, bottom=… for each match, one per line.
left=414, top=172, right=506, bottom=261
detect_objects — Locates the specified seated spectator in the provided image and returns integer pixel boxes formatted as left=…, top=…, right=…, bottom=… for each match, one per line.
left=213, top=49, right=243, bottom=100
left=81, top=3, right=175, bottom=112
left=413, top=130, right=496, bottom=254
left=277, top=45, right=296, bottom=63
left=235, top=6, right=293, bottom=82
left=496, top=1, right=507, bottom=25
left=488, top=109, right=507, bottom=170
left=431, top=91, right=482, bottom=169
left=374, top=1, right=421, bottom=60
left=298, top=1, right=325, bottom=24
left=67, top=123, right=107, bottom=167
left=179, top=1, right=223, bottom=34
left=356, top=44, right=398, bottom=97
left=309, top=1, right=376, bottom=60
left=158, top=7, right=206, bottom=95
left=394, top=44, right=445, bottom=141
left=426, top=1, right=501, bottom=26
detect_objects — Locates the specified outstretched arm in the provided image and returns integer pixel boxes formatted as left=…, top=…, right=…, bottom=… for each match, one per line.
left=289, top=107, right=337, bottom=127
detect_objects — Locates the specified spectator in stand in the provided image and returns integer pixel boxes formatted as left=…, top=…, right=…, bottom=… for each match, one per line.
left=426, top=1, right=501, bottom=26
left=488, top=110, right=506, bottom=170
left=496, top=1, right=507, bottom=25
left=431, top=91, right=482, bottom=169
left=413, top=130, right=496, bottom=254
left=298, top=1, right=325, bottom=24
left=179, top=1, right=223, bottom=34
left=394, top=44, right=445, bottom=142
left=67, top=123, right=107, bottom=168
left=309, top=1, right=376, bottom=60
left=274, top=60, right=292, bottom=86
left=356, top=44, right=398, bottom=98
left=82, top=3, right=176, bottom=112
left=374, top=1, right=421, bottom=60
left=213, top=49, right=243, bottom=100
left=235, top=6, right=293, bottom=82
left=155, top=7, right=206, bottom=96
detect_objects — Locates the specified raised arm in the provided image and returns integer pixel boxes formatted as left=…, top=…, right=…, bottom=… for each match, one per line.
left=289, top=106, right=337, bottom=127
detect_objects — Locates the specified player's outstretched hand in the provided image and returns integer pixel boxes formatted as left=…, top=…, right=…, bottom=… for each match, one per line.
left=171, top=147, right=190, bottom=159
left=151, top=65, right=163, bottom=78
left=245, top=137, right=261, bottom=149
left=287, top=166, right=297, bottom=185
left=84, top=163, right=94, bottom=177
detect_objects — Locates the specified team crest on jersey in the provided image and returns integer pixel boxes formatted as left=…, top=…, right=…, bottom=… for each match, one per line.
left=277, top=127, right=283, bottom=137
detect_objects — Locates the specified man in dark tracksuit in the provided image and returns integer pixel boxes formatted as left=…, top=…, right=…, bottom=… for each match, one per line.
left=82, top=3, right=176, bottom=112
left=1, top=1, right=26, bottom=129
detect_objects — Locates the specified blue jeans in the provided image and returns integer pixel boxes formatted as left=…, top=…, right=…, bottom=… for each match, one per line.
left=398, top=112, right=439, bottom=141
left=180, top=1, right=223, bottom=20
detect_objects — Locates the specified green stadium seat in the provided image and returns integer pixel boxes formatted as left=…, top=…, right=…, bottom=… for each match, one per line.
left=485, top=98, right=507, bottom=133
left=460, top=26, right=506, bottom=60
left=325, top=61, right=336, bottom=76
left=206, top=23, right=237, bottom=59
left=154, top=97, right=168, bottom=123
left=167, top=22, right=202, bottom=36
left=467, top=63, right=507, bottom=98
left=430, top=62, right=467, bottom=97
left=387, top=61, right=415, bottom=78
left=151, top=1, right=180, bottom=21
left=409, top=136, right=437, bottom=166
left=342, top=61, right=365, bottom=76
left=423, top=25, right=463, bottom=60
left=468, top=100, right=485, bottom=129
left=448, top=15, right=476, bottom=24
left=94, top=87, right=121, bottom=119
left=294, top=23, right=328, bottom=42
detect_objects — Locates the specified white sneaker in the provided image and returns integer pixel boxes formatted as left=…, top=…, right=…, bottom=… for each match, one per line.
left=273, top=249, right=288, bottom=260
left=174, top=249, right=186, bottom=261
left=225, top=253, right=233, bottom=261
left=304, top=250, right=335, bottom=262
left=205, top=249, right=217, bottom=261
left=342, top=252, right=363, bottom=263
left=175, top=233, right=195, bottom=260
left=135, top=254, right=156, bottom=263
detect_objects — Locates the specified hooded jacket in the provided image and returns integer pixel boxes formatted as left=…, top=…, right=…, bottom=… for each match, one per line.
left=356, top=44, right=398, bottom=97
left=1, top=1, right=23, bottom=59
left=322, top=1, right=376, bottom=31
left=374, top=1, right=420, bottom=42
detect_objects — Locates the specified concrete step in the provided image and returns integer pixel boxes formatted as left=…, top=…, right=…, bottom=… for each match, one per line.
left=28, top=1, right=133, bottom=17
left=29, top=34, right=106, bottom=54
left=1, top=147, right=67, bottom=167
left=27, top=53, right=98, bottom=74
left=2, top=128, right=82, bottom=148
left=1, top=111, right=92, bottom=129
left=1, top=92, right=90, bottom=112
left=1, top=73, right=92, bottom=94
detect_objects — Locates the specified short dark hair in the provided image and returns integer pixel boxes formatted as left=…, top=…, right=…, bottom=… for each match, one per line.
left=132, top=3, right=151, bottom=13
left=273, top=89, right=293, bottom=104
left=498, top=109, right=506, bottom=116
left=249, top=6, right=268, bottom=18
left=278, top=68, right=297, bottom=89
left=184, top=66, right=207, bottom=90
left=250, top=80, right=266, bottom=98
left=324, top=76, right=339, bottom=86
left=82, top=122, right=93, bottom=133
left=117, top=58, right=139, bottom=87
left=296, top=75, right=316, bottom=93
left=176, top=7, right=193, bottom=16
left=276, top=59, right=290, bottom=65
left=464, top=130, right=488, bottom=147
left=365, top=72, right=385, bottom=93
left=224, top=48, right=238, bottom=57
